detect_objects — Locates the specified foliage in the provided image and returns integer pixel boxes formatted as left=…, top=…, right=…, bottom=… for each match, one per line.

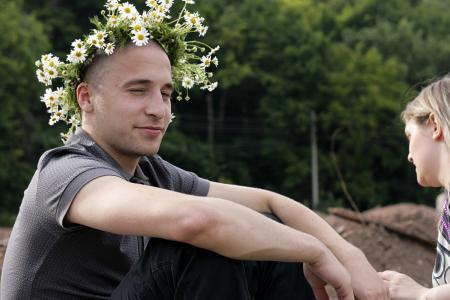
left=0, top=0, right=50, bottom=214
left=1, top=0, right=448, bottom=224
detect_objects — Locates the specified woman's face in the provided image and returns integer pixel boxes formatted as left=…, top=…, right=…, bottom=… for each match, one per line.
left=405, top=118, right=442, bottom=187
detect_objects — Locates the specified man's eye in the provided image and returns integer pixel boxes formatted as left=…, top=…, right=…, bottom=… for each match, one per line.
left=161, top=91, right=172, bottom=99
left=129, top=89, right=145, bottom=93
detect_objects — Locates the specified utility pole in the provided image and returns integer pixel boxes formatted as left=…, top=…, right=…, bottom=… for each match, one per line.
left=206, top=93, right=214, bottom=158
left=311, top=111, right=319, bottom=210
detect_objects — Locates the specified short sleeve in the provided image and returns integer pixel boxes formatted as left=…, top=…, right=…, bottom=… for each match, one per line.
left=36, top=149, right=123, bottom=232
left=150, top=156, right=210, bottom=196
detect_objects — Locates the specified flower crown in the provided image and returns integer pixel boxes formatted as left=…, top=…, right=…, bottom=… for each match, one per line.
left=36, top=0, right=219, bottom=141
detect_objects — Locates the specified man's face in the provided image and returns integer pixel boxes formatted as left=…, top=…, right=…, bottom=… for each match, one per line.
left=85, top=42, right=173, bottom=159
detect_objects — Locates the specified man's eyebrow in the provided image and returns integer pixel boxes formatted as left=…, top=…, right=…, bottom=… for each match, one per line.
left=163, top=82, right=174, bottom=91
left=123, top=79, right=174, bottom=91
left=122, top=79, right=151, bottom=87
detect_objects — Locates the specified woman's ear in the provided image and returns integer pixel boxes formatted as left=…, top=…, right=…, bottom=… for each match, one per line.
left=76, top=82, right=94, bottom=113
left=430, top=113, right=443, bottom=140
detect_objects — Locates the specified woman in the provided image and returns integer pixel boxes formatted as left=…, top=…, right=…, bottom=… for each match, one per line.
left=381, top=76, right=450, bottom=299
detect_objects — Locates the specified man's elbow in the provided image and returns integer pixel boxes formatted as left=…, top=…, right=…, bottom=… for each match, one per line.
left=170, top=204, right=219, bottom=244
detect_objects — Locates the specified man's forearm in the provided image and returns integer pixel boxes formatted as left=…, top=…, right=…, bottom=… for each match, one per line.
left=207, top=181, right=386, bottom=299
left=70, top=176, right=328, bottom=264
left=267, top=192, right=360, bottom=259
left=183, top=196, right=328, bottom=263
left=207, top=182, right=360, bottom=261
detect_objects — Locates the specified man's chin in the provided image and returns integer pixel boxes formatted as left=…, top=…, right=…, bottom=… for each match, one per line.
left=139, top=146, right=160, bottom=157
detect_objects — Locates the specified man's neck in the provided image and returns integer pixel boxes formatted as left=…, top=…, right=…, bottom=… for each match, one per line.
left=82, top=127, right=140, bottom=176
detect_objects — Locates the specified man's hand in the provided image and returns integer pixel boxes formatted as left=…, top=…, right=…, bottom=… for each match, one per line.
left=380, top=270, right=428, bottom=300
left=340, top=247, right=390, bottom=299
left=303, top=246, right=354, bottom=300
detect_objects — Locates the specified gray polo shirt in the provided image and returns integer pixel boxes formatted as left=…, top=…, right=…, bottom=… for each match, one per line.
left=0, top=128, right=209, bottom=300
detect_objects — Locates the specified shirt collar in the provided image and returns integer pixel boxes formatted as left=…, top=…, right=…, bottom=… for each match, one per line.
left=67, top=127, right=148, bottom=182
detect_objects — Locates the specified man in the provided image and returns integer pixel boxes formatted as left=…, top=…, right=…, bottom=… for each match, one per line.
left=1, top=1, right=388, bottom=299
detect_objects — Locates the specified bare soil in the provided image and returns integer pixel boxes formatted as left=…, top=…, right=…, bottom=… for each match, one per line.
left=0, top=227, right=11, bottom=276
left=323, top=203, right=438, bottom=288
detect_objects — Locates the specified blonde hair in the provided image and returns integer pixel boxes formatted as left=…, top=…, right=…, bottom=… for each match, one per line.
left=401, top=76, right=450, bottom=148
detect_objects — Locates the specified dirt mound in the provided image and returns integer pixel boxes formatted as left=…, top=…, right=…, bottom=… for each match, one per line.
left=364, top=203, right=438, bottom=245
left=325, top=203, right=438, bottom=287
left=0, top=227, right=11, bottom=277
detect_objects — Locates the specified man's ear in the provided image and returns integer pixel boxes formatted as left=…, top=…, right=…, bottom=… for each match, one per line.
left=430, top=113, right=443, bottom=140
left=76, top=82, right=94, bottom=113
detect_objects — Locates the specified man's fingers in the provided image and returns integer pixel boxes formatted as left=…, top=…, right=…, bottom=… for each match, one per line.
left=335, top=285, right=355, bottom=300
left=312, top=288, right=330, bottom=300
left=355, top=289, right=390, bottom=300
left=379, top=270, right=399, bottom=281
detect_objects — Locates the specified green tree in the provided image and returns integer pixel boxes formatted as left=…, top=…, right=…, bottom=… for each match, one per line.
left=0, top=0, right=50, bottom=223
left=4, top=0, right=447, bottom=222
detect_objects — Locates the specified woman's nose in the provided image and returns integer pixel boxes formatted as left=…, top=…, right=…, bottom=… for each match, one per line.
left=407, top=153, right=413, bottom=163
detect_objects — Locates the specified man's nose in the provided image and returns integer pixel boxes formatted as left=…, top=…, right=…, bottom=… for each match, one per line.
left=145, top=93, right=166, bottom=118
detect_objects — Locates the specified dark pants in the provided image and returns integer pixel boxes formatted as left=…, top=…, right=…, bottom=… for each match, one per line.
left=110, top=216, right=314, bottom=299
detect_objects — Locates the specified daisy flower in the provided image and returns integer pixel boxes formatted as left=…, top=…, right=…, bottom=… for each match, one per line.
left=104, top=43, right=115, bottom=55
left=131, top=28, right=150, bottom=46
left=87, top=35, right=101, bottom=48
left=141, top=11, right=151, bottom=24
left=200, top=56, right=212, bottom=68
left=43, top=55, right=61, bottom=69
left=36, top=69, right=50, bottom=85
left=200, top=81, right=218, bottom=92
left=45, top=67, right=58, bottom=80
left=119, top=2, right=138, bottom=20
left=131, top=19, right=144, bottom=32
left=67, top=46, right=87, bottom=63
left=182, top=76, right=194, bottom=89
left=108, top=14, right=120, bottom=27
left=105, top=0, right=120, bottom=11
left=198, top=25, right=208, bottom=36
left=146, top=0, right=158, bottom=9
left=93, top=29, right=107, bottom=42
left=212, top=56, right=218, bottom=66
left=184, top=11, right=201, bottom=28
left=41, top=88, right=56, bottom=108
left=71, top=39, right=84, bottom=49
left=159, top=0, right=174, bottom=9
